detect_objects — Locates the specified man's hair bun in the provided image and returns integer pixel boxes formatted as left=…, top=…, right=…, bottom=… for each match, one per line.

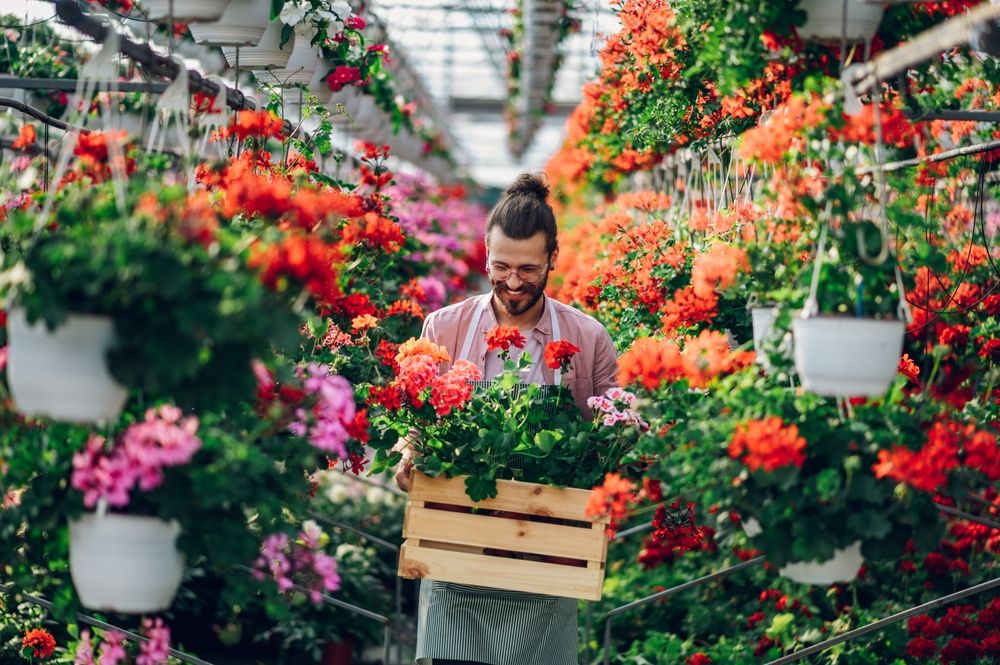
left=505, top=173, right=549, bottom=202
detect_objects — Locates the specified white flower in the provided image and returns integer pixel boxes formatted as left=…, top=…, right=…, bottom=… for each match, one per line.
left=329, top=0, right=352, bottom=20
left=326, top=483, right=349, bottom=504
left=278, top=1, right=308, bottom=26
left=367, top=486, right=387, bottom=505
left=335, top=543, right=363, bottom=560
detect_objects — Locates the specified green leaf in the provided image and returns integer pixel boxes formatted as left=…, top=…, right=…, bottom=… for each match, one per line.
left=766, top=613, right=796, bottom=638
left=464, top=475, right=498, bottom=502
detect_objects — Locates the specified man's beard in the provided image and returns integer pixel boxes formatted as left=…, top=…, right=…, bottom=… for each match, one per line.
left=491, top=273, right=548, bottom=317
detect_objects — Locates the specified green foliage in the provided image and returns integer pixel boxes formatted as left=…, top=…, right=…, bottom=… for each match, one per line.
left=0, top=169, right=302, bottom=411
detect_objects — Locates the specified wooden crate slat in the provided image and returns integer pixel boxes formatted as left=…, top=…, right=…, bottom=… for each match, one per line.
left=398, top=542, right=604, bottom=601
left=410, top=473, right=605, bottom=523
left=403, top=505, right=605, bottom=561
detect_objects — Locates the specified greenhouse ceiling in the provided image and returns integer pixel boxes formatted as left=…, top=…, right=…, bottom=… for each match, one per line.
left=5, top=0, right=620, bottom=188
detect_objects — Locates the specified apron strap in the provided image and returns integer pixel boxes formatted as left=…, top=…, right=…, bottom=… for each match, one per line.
left=549, top=298, right=562, bottom=387
left=458, top=293, right=493, bottom=363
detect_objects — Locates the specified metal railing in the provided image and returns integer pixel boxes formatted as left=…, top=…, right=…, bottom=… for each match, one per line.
left=0, top=583, right=216, bottom=665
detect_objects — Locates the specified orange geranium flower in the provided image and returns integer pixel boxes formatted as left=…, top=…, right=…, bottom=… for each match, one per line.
left=618, top=336, right=684, bottom=390
left=12, top=124, right=36, bottom=151
left=728, top=417, right=807, bottom=472
left=690, top=245, right=749, bottom=297
left=680, top=330, right=755, bottom=388
left=486, top=325, right=526, bottom=352
left=586, top=472, right=637, bottom=537
left=351, top=314, right=379, bottom=331
left=395, top=338, right=450, bottom=365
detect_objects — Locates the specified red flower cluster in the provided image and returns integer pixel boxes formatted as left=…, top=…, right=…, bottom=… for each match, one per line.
left=21, top=628, right=56, bottom=660
left=906, top=600, right=1000, bottom=663
left=342, top=212, right=406, bottom=253
left=728, top=416, right=807, bottom=472
left=249, top=233, right=343, bottom=309
left=649, top=499, right=713, bottom=558
left=326, top=65, right=362, bottom=93
left=873, top=419, right=998, bottom=493
left=485, top=325, right=527, bottom=352
left=429, top=360, right=481, bottom=416
left=221, top=110, right=285, bottom=140
left=544, top=340, right=580, bottom=370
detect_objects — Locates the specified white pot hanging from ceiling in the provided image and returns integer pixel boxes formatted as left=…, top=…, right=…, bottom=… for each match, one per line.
left=222, top=20, right=293, bottom=69
left=6, top=308, right=128, bottom=424
left=793, top=315, right=905, bottom=397
left=779, top=542, right=864, bottom=585
left=796, top=0, right=884, bottom=43
left=188, top=0, right=271, bottom=46
left=70, top=513, right=184, bottom=613
left=307, top=62, right=334, bottom=105
left=750, top=305, right=793, bottom=372
left=271, top=28, right=320, bottom=86
left=140, top=0, right=230, bottom=22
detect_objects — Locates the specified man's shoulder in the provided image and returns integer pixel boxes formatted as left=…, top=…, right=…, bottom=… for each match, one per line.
left=425, top=295, right=482, bottom=327
left=549, top=298, right=610, bottom=336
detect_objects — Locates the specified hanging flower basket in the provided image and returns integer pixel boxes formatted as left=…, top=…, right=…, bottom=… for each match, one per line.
left=778, top=541, right=864, bottom=585
left=69, top=513, right=185, bottom=613
left=271, top=34, right=320, bottom=86
left=222, top=20, right=293, bottom=69
left=750, top=305, right=792, bottom=371
left=188, top=0, right=271, bottom=46
left=140, top=0, right=230, bottom=23
left=308, top=63, right=334, bottom=105
left=792, top=315, right=904, bottom=397
left=796, top=0, right=884, bottom=43
left=6, top=308, right=127, bottom=424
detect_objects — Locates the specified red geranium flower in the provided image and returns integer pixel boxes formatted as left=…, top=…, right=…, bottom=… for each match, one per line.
left=544, top=340, right=580, bottom=370
left=21, top=628, right=56, bottom=660
left=485, top=325, right=526, bottom=352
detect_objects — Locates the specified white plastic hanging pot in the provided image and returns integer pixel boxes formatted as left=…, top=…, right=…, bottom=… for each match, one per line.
left=751, top=305, right=793, bottom=371
left=779, top=541, right=864, bottom=585
left=69, top=513, right=184, bottom=613
left=271, top=33, right=320, bottom=86
left=793, top=315, right=904, bottom=397
left=141, top=0, right=230, bottom=22
left=188, top=0, right=271, bottom=46
left=6, top=308, right=128, bottom=423
left=307, top=63, right=334, bottom=105
left=222, top=20, right=293, bottom=69
left=796, top=0, right=884, bottom=42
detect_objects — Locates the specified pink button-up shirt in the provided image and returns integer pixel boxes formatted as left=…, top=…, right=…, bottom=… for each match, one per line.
left=420, top=294, right=619, bottom=418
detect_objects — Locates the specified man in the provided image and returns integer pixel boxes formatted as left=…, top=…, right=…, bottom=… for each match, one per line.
left=396, top=172, right=619, bottom=665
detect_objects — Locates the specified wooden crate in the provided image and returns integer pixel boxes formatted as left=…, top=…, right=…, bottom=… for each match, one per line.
left=397, top=472, right=609, bottom=601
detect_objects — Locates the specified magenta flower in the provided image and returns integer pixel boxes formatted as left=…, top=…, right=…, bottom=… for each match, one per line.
left=136, top=618, right=171, bottom=665
left=290, top=364, right=356, bottom=458
left=71, top=405, right=201, bottom=509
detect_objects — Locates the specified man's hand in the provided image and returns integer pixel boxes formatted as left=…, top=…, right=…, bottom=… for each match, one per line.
left=395, top=456, right=415, bottom=492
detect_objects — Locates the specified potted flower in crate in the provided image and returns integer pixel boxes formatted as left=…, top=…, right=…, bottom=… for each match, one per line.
left=0, top=149, right=302, bottom=422
left=364, top=328, right=646, bottom=600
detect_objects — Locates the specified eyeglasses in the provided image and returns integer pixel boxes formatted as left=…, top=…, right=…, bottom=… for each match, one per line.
left=487, top=261, right=550, bottom=283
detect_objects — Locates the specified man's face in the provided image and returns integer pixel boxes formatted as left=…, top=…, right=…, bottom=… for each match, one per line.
left=485, top=228, right=557, bottom=317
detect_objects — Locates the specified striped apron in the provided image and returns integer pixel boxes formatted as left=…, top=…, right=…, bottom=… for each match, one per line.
left=414, top=294, right=580, bottom=665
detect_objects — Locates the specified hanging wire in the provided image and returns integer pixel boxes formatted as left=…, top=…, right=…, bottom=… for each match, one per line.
left=0, top=16, right=57, bottom=29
